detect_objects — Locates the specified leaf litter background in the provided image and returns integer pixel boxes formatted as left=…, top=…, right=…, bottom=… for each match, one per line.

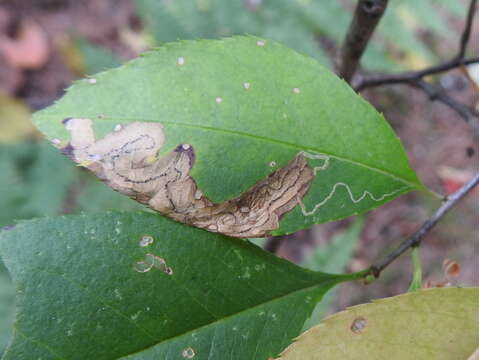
left=0, top=0, right=478, bottom=357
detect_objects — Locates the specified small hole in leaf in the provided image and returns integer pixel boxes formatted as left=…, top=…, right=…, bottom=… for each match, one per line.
left=351, top=316, right=367, bottom=333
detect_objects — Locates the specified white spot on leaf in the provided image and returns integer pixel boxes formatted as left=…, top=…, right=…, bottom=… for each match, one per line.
left=88, top=78, right=97, bottom=84
left=177, top=57, right=185, bottom=65
left=292, top=87, right=300, bottom=94
left=243, top=82, right=251, bottom=89
left=256, top=40, right=265, bottom=46
left=182, top=347, right=195, bottom=358
left=215, top=96, right=223, bottom=104
left=114, top=289, right=123, bottom=300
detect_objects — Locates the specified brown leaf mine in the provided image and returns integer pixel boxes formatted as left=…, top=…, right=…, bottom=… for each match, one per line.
left=63, top=119, right=314, bottom=238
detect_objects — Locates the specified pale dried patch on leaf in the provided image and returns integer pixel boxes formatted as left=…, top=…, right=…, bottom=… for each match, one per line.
left=63, top=119, right=314, bottom=238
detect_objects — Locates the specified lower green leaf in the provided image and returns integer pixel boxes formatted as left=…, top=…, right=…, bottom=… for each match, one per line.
left=0, top=212, right=346, bottom=360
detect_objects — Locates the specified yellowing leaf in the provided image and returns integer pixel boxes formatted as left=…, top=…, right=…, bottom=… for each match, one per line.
left=279, top=288, right=479, bottom=360
left=468, top=346, right=479, bottom=360
left=0, top=95, right=37, bottom=143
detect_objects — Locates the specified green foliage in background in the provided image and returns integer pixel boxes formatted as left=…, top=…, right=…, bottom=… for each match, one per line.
left=0, top=142, right=142, bottom=229
left=301, top=218, right=364, bottom=330
left=134, top=0, right=467, bottom=72
left=0, top=142, right=76, bottom=227
left=76, top=37, right=123, bottom=75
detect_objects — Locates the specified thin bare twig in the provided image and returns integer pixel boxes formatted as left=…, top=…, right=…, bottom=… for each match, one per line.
left=369, top=173, right=479, bottom=278
left=355, top=0, right=478, bottom=91
left=458, top=0, right=478, bottom=60
left=337, top=0, right=389, bottom=83
left=411, top=79, right=479, bottom=136
left=354, top=57, right=479, bottom=90
left=264, top=236, right=283, bottom=253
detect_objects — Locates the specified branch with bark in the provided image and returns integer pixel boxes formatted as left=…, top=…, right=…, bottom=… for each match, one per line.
left=352, top=0, right=479, bottom=136
left=355, top=0, right=478, bottom=91
left=335, top=0, right=479, bottom=278
left=336, top=0, right=389, bottom=83
left=369, top=173, right=479, bottom=278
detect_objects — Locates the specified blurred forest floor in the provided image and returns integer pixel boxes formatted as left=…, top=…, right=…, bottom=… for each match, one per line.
left=0, top=0, right=478, bottom=324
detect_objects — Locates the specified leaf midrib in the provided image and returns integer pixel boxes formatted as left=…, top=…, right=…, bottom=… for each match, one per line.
left=40, top=114, right=421, bottom=189
left=119, top=279, right=339, bottom=359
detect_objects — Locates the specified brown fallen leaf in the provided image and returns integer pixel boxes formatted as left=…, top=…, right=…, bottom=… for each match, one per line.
left=443, top=258, right=461, bottom=279
left=0, top=20, right=50, bottom=70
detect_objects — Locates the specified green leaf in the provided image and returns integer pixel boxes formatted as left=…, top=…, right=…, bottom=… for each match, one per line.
left=33, top=37, right=422, bottom=236
left=0, top=212, right=359, bottom=360
left=0, top=260, right=14, bottom=357
left=279, top=287, right=479, bottom=360
left=301, top=218, right=364, bottom=330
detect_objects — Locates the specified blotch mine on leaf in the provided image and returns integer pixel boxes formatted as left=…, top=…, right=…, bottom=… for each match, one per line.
left=63, top=119, right=314, bottom=238
left=133, top=260, right=152, bottom=273
left=139, top=235, right=154, bottom=247
left=133, top=253, right=171, bottom=275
